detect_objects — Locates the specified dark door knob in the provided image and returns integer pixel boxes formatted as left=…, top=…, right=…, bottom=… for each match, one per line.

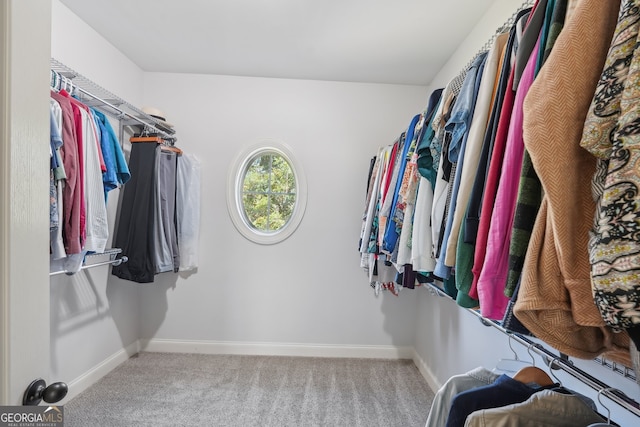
left=23, top=379, right=68, bottom=406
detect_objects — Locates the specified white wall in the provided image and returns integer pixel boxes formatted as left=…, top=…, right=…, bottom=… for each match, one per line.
left=50, top=0, right=429, bottom=397
left=50, top=0, right=144, bottom=106
left=49, top=0, right=143, bottom=402
left=413, top=1, right=640, bottom=425
left=138, top=72, right=428, bottom=355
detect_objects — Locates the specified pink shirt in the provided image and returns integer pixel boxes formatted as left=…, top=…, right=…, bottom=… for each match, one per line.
left=51, top=91, right=82, bottom=254
left=469, top=70, right=516, bottom=300
left=65, top=93, right=87, bottom=247
left=477, top=38, right=540, bottom=320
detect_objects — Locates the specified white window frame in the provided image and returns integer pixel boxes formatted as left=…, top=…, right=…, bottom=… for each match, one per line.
left=227, top=141, right=307, bottom=245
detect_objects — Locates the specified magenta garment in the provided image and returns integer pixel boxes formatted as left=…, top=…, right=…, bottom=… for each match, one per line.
left=477, top=38, right=540, bottom=320
left=50, top=91, right=82, bottom=254
left=469, top=70, right=516, bottom=300
left=66, top=94, right=88, bottom=248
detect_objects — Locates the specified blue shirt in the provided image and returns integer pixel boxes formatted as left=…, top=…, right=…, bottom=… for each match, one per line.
left=93, top=109, right=131, bottom=197
left=382, top=114, right=420, bottom=254
left=434, top=52, right=487, bottom=279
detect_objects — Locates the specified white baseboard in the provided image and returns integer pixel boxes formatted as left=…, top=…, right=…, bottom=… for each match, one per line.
left=139, top=338, right=413, bottom=360
left=412, top=348, right=440, bottom=393
left=61, top=341, right=140, bottom=404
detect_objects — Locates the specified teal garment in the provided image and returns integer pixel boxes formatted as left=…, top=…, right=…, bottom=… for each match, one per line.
left=93, top=110, right=131, bottom=191
left=535, top=0, right=557, bottom=71
left=442, top=276, right=458, bottom=299
left=542, top=0, right=568, bottom=63
left=416, top=122, right=436, bottom=187
left=455, top=207, right=480, bottom=308
left=417, top=88, right=444, bottom=188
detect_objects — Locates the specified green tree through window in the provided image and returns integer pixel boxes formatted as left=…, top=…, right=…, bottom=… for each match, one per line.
left=241, top=152, right=296, bottom=232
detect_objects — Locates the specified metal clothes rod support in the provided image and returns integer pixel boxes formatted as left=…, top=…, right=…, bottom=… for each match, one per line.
left=425, top=282, right=640, bottom=417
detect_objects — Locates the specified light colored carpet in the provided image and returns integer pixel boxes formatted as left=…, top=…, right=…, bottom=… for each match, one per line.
left=64, top=352, right=434, bottom=427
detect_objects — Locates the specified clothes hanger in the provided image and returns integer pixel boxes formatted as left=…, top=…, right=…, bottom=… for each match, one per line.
left=130, top=128, right=162, bottom=144
left=493, top=334, right=531, bottom=374
left=130, top=134, right=183, bottom=156
left=512, top=343, right=555, bottom=387
left=160, top=145, right=183, bottom=156
left=586, top=387, right=614, bottom=426
left=512, top=366, right=555, bottom=387
left=50, top=70, right=57, bottom=91
left=130, top=136, right=163, bottom=143
left=546, top=355, right=564, bottom=385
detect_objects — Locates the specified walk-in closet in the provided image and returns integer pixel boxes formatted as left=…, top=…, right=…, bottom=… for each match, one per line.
left=1, top=0, right=639, bottom=426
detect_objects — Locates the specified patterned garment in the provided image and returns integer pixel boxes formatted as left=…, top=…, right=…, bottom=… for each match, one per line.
left=581, top=0, right=640, bottom=333
left=50, top=171, right=58, bottom=231
left=582, top=1, right=639, bottom=159
left=430, top=73, right=466, bottom=171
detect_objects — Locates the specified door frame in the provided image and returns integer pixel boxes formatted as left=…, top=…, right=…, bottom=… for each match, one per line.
left=0, top=0, right=52, bottom=405
left=1, top=0, right=12, bottom=405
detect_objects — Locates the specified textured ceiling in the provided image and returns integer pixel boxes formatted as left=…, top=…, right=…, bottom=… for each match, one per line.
left=60, top=0, right=496, bottom=86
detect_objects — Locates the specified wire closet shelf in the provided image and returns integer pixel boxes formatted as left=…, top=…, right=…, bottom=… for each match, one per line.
left=50, top=57, right=177, bottom=144
left=49, top=58, right=161, bottom=276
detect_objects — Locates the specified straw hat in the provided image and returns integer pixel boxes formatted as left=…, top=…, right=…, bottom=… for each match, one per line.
left=141, top=106, right=174, bottom=128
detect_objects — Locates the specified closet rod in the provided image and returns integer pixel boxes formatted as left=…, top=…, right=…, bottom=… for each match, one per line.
left=459, top=0, right=535, bottom=74
left=425, top=283, right=640, bottom=417
left=49, top=256, right=128, bottom=277
left=50, top=58, right=176, bottom=143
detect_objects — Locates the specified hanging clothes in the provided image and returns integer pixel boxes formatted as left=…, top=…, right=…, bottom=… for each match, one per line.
left=455, top=8, right=529, bottom=304
left=513, top=0, right=630, bottom=363
left=50, top=90, right=82, bottom=255
left=502, top=0, right=570, bottom=335
left=431, top=72, right=466, bottom=275
left=443, top=32, right=508, bottom=271
left=426, top=365, right=606, bottom=427
left=433, top=51, right=488, bottom=281
left=69, top=97, right=109, bottom=254
left=92, top=109, right=130, bottom=198
left=359, top=147, right=386, bottom=274
left=381, top=114, right=420, bottom=257
left=176, top=153, right=201, bottom=272
left=112, top=138, right=195, bottom=283
left=445, top=374, right=558, bottom=427
left=50, top=99, right=67, bottom=260
left=464, top=389, right=605, bottom=427
left=425, top=367, right=500, bottom=427
left=153, top=148, right=180, bottom=274
left=580, top=0, right=640, bottom=357
left=112, top=142, right=159, bottom=283
left=475, top=34, right=541, bottom=321
left=411, top=89, right=444, bottom=274
left=395, top=118, right=425, bottom=275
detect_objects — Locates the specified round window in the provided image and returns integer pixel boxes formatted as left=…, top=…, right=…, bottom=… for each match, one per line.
left=227, top=142, right=307, bottom=244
